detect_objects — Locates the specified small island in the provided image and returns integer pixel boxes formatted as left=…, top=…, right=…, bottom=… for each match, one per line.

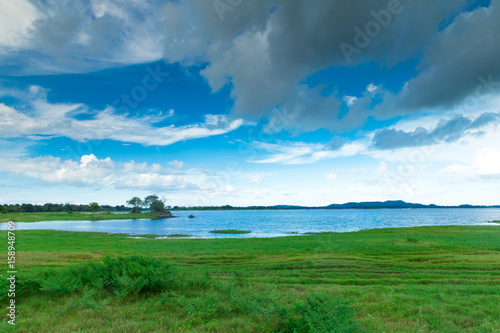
left=209, top=229, right=251, bottom=234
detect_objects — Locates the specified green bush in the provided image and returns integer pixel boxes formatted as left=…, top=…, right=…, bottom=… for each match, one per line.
left=15, top=256, right=364, bottom=332
left=275, top=294, right=364, bottom=333
left=60, top=287, right=111, bottom=312
left=157, top=273, right=364, bottom=333
left=41, top=256, right=180, bottom=297
left=0, top=274, right=42, bottom=301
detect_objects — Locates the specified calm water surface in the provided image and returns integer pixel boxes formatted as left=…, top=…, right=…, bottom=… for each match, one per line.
left=2, top=209, right=500, bottom=238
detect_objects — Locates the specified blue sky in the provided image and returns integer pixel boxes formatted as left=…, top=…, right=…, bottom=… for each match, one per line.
left=1, top=0, right=499, bottom=207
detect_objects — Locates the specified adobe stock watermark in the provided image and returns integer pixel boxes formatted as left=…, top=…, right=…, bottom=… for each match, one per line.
left=63, top=62, right=170, bottom=161
left=191, top=106, right=293, bottom=207
left=340, top=0, right=404, bottom=64
left=212, top=0, right=243, bottom=21
left=315, top=73, right=499, bottom=253
left=110, top=63, right=170, bottom=113
left=6, top=221, right=16, bottom=326
left=468, top=74, right=500, bottom=108
left=384, top=73, right=499, bottom=191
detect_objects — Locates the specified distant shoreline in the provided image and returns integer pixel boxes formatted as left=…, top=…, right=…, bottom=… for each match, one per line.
left=169, top=200, right=500, bottom=211
left=0, top=212, right=159, bottom=223
left=2, top=206, right=500, bottom=224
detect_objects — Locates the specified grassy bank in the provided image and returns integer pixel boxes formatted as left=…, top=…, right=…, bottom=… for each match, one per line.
left=1, top=226, right=499, bottom=332
left=0, top=211, right=158, bottom=222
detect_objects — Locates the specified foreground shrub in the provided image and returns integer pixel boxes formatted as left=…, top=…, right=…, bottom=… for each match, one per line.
left=158, top=275, right=365, bottom=333
left=41, top=256, right=179, bottom=297
left=275, top=294, right=364, bottom=333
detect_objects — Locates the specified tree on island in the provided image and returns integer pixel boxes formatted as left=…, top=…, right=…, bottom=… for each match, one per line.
left=127, top=197, right=143, bottom=214
left=144, top=195, right=166, bottom=214
left=150, top=199, right=167, bottom=214
left=90, top=202, right=100, bottom=214
left=143, top=194, right=173, bottom=218
left=144, top=195, right=160, bottom=210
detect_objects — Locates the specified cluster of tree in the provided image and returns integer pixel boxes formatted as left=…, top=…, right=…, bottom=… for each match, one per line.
left=126, top=195, right=168, bottom=214
left=0, top=195, right=170, bottom=215
left=0, top=203, right=131, bottom=213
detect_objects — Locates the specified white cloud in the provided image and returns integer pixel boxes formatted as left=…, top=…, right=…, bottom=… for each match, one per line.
left=343, top=96, right=358, bottom=107
left=0, top=154, right=116, bottom=187
left=441, top=148, right=500, bottom=181
left=0, top=0, right=38, bottom=49
left=249, top=140, right=367, bottom=165
left=366, top=83, right=378, bottom=93
left=376, top=161, right=387, bottom=174
left=80, top=154, right=100, bottom=167
left=248, top=175, right=261, bottom=185
left=0, top=153, right=201, bottom=190
left=350, top=167, right=367, bottom=174
left=168, top=160, right=185, bottom=169
left=121, top=173, right=179, bottom=189
left=326, top=172, right=338, bottom=181
left=0, top=99, right=245, bottom=146
left=0, top=0, right=165, bottom=74
left=223, top=184, right=237, bottom=193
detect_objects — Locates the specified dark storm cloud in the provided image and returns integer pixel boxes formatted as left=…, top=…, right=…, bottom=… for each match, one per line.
left=372, top=112, right=500, bottom=150
left=376, top=0, right=500, bottom=117
left=163, top=0, right=468, bottom=127
left=2, top=0, right=498, bottom=134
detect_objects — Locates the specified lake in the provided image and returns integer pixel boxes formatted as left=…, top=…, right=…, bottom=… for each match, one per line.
left=2, top=208, right=500, bottom=238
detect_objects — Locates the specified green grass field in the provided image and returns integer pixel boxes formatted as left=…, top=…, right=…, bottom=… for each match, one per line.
left=0, top=211, right=157, bottom=222
left=1, top=226, right=499, bottom=332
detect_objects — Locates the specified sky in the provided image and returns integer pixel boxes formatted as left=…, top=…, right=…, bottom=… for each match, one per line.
left=0, top=0, right=499, bottom=207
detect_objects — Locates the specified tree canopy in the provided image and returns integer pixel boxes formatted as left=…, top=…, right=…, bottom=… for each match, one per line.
left=143, top=194, right=167, bottom=214
left=126, top=197, right=144, bottom=213
left=144, top=195, right=159, bottom=208
left=90, top=202, right=100, bottom=214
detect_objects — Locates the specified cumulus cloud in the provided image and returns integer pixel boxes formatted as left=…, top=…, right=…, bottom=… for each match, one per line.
left=0, top=0, right=165, bottom=74
left=168, top=160, right=185, bottom=169
left=326, top=172, right=338, bottom=181
left=248, top=175, right=261, bottom=185
left=372, top=112, right=500, bottom=150
left=0, top=0, right=38, bottom=49
left=0, top=154, right=227, bottom=191
left=1, top=154, right=121, bottom=187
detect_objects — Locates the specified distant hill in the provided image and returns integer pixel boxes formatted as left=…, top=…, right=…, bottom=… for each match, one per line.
left=244, top=200, right=500, bottom=210
left=321, top=200, right=500, bottom=209
left=324, top=200, right=432, bottom=209
left=171, top=200, right=500, bottom=211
